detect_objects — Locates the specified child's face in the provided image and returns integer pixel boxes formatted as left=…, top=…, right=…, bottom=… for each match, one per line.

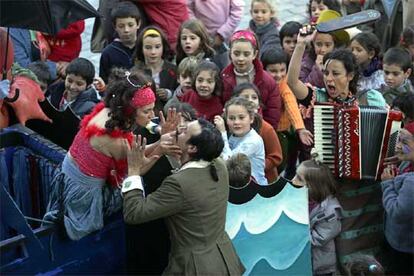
left=64, top=73, right=87, bottom=99
left=230, top=41, right=258, bottom=73
left=383, top=63, right=411, bottom=89
left=310, top=0, right=328, bottom=22
left=135, top=102, right=155, bottom=127
left=239, top=89, right=260, bottom=113
left=350, top=40, right=373, bottom=66
left=395, top=129, right=414, bottom=163
left=178, top=74, right=192, bottom=93
left=195, top=70, right=215, bottom=99
left=114, top=17, right=140, bottom=46
left=250, top=1, right=274, bottom=26
left=266, top=63, right=287, bottom=84
left=314, top=33, right=335, bottom=56
left=181, top=28, right=201, bottom=56
left=282, top=35, right=297, bottom=57
left=226, top=104, right=254, bottom=137
left=143, top=36, right=163, bottom=65
left=292, top=164, right=306, bottom=187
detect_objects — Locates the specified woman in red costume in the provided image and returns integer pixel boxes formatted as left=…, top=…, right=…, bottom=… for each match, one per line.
left=43, top=70, right=160, bottom=240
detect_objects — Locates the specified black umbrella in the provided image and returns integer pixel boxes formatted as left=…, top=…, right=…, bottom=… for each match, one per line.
left=0, top=0, right=100, bottom=81
left=0, top=0, right=100, bottom=35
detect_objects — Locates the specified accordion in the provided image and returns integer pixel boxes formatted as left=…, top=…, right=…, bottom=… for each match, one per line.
left=313, top=104, right=402, bottom=180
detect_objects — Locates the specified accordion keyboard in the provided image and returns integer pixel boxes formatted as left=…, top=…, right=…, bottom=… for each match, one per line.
left=313, top=105, right=335, bottom=170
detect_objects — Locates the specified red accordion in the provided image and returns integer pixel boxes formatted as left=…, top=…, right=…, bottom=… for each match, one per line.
left=313, top=104, right=403, bottom=180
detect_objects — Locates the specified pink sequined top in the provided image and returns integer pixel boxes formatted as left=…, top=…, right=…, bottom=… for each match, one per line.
left=69, top=102, right=133, bottom=187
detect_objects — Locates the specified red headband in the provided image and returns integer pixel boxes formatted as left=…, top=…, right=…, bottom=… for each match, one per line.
left=131, top=86, right=156, bottom=108
left=230, top=30, right=257, bottom=48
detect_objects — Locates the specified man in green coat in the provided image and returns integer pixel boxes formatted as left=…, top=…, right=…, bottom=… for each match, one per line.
left=122, top=118, right=245, bottom=275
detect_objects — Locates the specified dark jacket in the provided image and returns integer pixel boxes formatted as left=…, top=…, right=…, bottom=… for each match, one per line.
left=123, top=158, right=245, bottom=275
left=47, top=82, right=100, bottom=118
left=99, top=40, right=135, bottom=82
left=249, top=18, right=281, bottom=58
left=381, top=172, right=414, bottom=253
left=221, top=59, right=281, bottom=129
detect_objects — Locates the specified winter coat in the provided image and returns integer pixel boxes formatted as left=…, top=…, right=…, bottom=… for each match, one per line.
left=381, top=172, right=414, bottom=253
left=99, top=40, right=135, bottom=83
left=249, top=18, right=281, bottom=59
left=299, top=51, right=324, bottom=89
left=221, top=59, right=281, bottom=129
left=48, top=82, right=100, bottom=118
left=310, top=195, right=342, bottom=274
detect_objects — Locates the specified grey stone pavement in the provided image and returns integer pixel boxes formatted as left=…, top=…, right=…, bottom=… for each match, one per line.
left=80, top=0, right=309, bottom=73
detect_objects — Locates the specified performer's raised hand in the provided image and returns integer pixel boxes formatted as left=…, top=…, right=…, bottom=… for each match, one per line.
left=297, top=25, right=315, bottom=46
left=159, top=108, right=181, bottom=135
left=126, top=135, right=159, bottom=177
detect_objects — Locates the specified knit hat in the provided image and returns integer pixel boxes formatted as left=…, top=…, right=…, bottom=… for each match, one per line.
left=316, top=10, right=350, bottom=46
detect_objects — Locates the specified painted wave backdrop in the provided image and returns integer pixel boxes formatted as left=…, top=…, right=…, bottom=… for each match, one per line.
left=225, top=184, right=312, bottom=275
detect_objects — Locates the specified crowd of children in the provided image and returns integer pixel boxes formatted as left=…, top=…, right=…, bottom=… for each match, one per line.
left=4, top=0, right=414, bottom=274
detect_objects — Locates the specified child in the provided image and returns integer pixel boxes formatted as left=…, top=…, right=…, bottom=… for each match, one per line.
left=214, top=97, right=268, bottom=186
left=179, top=61, right=223, bottom=122
left=350, top=32, right=385, bottom=92
left=381, top=47, right=413, bottom=105
left=279, top=21, right=302, bottom=58
left=380, top=126, right=414, bottom=275
left=27, top=61, right=52, bottom=93
left=308, top=0, right=341, bottom=24
left=249, top=0, right=281, bottom=58
left=261, top=48, right=313, bottom=177
left=344, top=255, right=385, bottom=276
left=176, top=19, right=223, bottom=69
left=99, top=1, right=142, bottom=83
left=44, top=20, right=85, bottom=77
left=232, top=83, right=282, bottom=183
left=47, top=58, right=99, bottom=118
left=174, top=57, right=199, bottom=99
left=133, top=26, right=178, bottom=111
left=222, top=30, right=281, bottom=130
left=292, top=159, right=342, bottom=276
left=300, top=10, right=350, bottom=88
left=401, top=25, right=414, bottom=61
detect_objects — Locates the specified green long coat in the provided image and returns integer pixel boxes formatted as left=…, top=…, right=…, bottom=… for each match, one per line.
left=123, top=158, right=245, bottom=275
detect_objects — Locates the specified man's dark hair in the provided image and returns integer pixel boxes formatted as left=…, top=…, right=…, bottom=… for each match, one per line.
left=279, top=21, right=301, bottom=46
left=111, top=1, right=142, bottom=25
left=188, top=118, right=224, bottom=162
left=66, top=57, right=95, bottom=86
left=27, top=61, right=52, bottom=85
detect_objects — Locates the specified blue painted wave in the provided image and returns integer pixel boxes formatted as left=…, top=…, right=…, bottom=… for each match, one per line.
left=226, top=184, right=309, bottom=238
left=231, top=212, right=311, bottom=275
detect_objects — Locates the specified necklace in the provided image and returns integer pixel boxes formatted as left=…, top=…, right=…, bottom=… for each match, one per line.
left=234, top=66, right=254, bottom=77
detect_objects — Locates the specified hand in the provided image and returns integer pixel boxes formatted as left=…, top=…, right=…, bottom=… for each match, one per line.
left=214, top=115, right=226, bottom=133
left=381, top=165, right=397, bottom=181
left=383, top=155, right=401, bottom=166
left=214, top=34, right=224, bottom=47
left=315, top=55, right=324, bottom=70
left=159, top=132, right=182, bottom=158
left=159, top=108, right=181, bottom=135
left=56, top=61, right=69, bottom=78
left=297, top=128, right=314, bottom=146
left=156, top=88, right=168, bottom=101
left=93, top=77, right=106, bottom=93
left=297, top=25, right=316, bottom=46
left=126, top=135, right=160, bottom=176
